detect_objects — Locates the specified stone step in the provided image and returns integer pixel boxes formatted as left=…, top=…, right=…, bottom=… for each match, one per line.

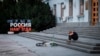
left=40, top=23, right=100, bottom=53
left=78, top=34, right=100, bottom=37
left=34, top=33, right=100, bottom=45
left=48, top=38, right=100, bottom=50
left=53, top=27, right=100, bottom=29
left=43, top=31, right=100, bottom=38
left=43, top=28, right=100, bottom=32
left=42, top=30, right=100, bottom=40
left=47, top=27, right=100, bottom=32
left=56, top=42, right=100, bottom=54
left=50, top=26, right=100, bottom=29
left=43, top=31, right=100, bottom=35
left=70, top=42, right=100, bottom=50
left=44, top=30, right=100, bottom=34
left=18, top=33, right=100, bottom=47
left=18, top=33, right=100, bottom=53
left=79, top=35, right=100, bottom=40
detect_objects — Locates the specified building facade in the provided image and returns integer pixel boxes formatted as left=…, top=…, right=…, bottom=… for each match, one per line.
left=44, top=0, right=100, bottom=26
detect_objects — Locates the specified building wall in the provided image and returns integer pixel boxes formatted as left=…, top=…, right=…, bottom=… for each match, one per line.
left=48, top=0, right=89, bottom=23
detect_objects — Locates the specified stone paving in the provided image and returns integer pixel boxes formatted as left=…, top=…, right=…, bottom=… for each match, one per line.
left=0, top=34, right=38, bottom=56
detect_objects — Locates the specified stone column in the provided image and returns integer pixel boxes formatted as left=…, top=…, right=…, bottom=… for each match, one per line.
left=98, top=0, right=100, bottom=25
left=88, top=0, right=92, bottom=25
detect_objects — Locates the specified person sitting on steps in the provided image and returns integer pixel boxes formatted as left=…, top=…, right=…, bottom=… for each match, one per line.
left=67, top=30, right=78, bottom=43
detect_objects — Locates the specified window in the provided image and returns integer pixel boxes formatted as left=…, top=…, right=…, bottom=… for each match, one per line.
left=94, top=8, right=95, bottom=11
left=93, top=13, right=95, bottom=16
left=94, top=3, right=96, bottom=6
left=97, top=8, right=98, bottom=11
left=61, top=2, right=64, bottom=18
left=69, top=0, right=73, bottom=16
left=85, top=0, right=88, bottom=10
left=53, top=4, right=56, bottom=16
left=97, top=2, right=98, bottom=6
left=80, top=0, right=84, bottom=15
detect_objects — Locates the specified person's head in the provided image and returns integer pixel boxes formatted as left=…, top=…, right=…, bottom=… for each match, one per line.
left=68, top=31, right=73, bottom=34
left=68, top=30, right=75, bottom=35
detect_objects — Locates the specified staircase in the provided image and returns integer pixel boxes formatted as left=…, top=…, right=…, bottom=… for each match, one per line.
left=18, top=23, right=100, bottom=54
left=40, top=23, right=100, bottom=53
left=42, top=24, right=100, bottom=40
left=18, top=32, right=100, bottom=54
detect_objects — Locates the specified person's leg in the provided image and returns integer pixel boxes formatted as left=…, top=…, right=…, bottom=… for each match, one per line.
left=72, top=37, right=78, bottom=42
left=72, top=36, right=78, bottom=41
left=67, top=36, right=72, bottom=44
left=68, top=35, right=72, bottom=40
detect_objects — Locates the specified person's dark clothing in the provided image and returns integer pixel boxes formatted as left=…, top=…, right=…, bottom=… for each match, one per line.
left=68, top=32, right=78, bottom=40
